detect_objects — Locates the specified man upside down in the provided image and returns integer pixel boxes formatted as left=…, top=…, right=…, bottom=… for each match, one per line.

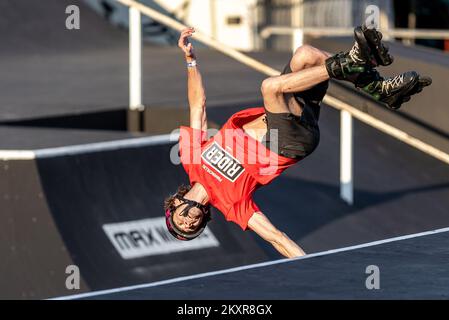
left=164, top=25, right=432, bottom=258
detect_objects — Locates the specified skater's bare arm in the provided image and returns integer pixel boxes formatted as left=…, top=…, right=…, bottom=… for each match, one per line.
left=178, top=27, right=207, bottom=131
left=248, top=212, right=306, bottom=258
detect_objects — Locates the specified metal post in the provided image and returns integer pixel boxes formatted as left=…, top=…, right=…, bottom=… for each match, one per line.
left=292, top=29, right=304, bottom=51
left=210, top=0, right=217, bottom=40
left=128, top=7, right=144, bottom=131
left=291, top=0, right=304, bottom=51
left=408, top=0, right=417, bottom=43
left=340, top=110, right=353, bottom=205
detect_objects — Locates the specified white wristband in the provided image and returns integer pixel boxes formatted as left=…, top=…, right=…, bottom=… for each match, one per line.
left=187, top=60, right=197, bottom=68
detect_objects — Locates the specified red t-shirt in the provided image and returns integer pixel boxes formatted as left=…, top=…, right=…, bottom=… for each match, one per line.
left=179, top=107, right=298, bottom=230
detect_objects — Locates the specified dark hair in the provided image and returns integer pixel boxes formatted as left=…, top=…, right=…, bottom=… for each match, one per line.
left=164, top=184, right=212, bottom=241
left=164, top=184, right=192, bottom=213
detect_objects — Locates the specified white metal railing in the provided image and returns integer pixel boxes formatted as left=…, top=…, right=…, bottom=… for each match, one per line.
left=116, top=0, right=449, bottom=206
left=260, top=26, right=449, bottom=40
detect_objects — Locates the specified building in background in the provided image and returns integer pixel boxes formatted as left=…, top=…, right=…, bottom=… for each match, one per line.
left=85, top=0, right=447, bottom=52
left=394, top=0, right=449, bottom=51
left=152, top=0, right=261, bottom=51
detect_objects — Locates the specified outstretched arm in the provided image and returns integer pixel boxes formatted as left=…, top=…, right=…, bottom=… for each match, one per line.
left=178, top=27, right=207, bottom=131
left=247, top=212, right=306, bottom=258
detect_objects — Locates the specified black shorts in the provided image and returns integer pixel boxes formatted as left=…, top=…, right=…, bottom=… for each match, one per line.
left=262, top=63, right=329, bottom=160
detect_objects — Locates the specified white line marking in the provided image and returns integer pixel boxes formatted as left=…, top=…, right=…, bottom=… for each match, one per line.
left=51, top=226, right=449, bottom=300
left=0, top=133, right=178, bottom=160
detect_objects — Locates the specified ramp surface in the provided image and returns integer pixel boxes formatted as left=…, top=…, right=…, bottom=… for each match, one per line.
left=71, top=228, right=449, bottom=300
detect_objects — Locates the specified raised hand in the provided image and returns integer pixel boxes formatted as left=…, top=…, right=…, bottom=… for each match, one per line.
left=178, top=27, right=195, bottom=58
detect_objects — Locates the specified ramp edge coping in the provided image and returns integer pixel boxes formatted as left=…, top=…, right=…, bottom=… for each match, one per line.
left=0, top=133, right=178, bottom=160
